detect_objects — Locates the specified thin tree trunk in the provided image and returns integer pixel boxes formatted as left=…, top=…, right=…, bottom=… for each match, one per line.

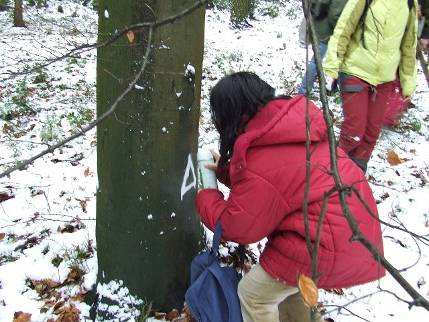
left=95, top=0, right=205, bottom=315
left=13, top=0, right=25, bottom=27
left=231, top=0, right=255, bottom=25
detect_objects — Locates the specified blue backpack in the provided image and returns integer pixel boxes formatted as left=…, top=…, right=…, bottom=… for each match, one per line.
left=185, top=223, right=244, bottom=322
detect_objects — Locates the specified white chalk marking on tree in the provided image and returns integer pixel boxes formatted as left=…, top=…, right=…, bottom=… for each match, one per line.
left=181, top=154, right=196, bottom=201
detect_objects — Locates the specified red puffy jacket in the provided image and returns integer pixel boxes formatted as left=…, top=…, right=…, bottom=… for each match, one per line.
left=196, top=96, right=385, bottom=289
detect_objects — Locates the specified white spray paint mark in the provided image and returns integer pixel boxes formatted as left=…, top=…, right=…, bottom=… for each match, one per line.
left=185, top=63, right=195, bottom=76
left=181, top=154, right=196, bottom=201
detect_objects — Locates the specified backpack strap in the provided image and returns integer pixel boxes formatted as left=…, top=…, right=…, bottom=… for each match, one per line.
left=212, top=222, right=222, bottom=254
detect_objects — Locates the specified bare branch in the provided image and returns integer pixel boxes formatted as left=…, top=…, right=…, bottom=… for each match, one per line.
left=301, top=0, right=429, bottom=311
left=0, top=27, right=153, bottom=179
left=351, top=186, right=429, bottom=246
left=1, top=0, right=208, bottom=80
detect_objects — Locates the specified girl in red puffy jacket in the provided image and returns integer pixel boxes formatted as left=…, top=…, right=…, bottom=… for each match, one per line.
left=196, top=72, right=385, bottom=322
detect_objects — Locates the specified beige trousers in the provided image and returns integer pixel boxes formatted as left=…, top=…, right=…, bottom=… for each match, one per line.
left=238, top=264, right=323, bottom=322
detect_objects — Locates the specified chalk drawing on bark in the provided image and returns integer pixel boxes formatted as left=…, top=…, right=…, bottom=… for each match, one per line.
left=181, top=153, right=196, bottom=201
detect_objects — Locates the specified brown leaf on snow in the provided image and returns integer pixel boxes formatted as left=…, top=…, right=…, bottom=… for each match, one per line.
left=55, top=305, right=80, bottom=322
left=58, top=221, right=84, bottom=234
left=0, top=191, right=14, bottom=203
left=30, top=279, right=61, bottom=297
left=387, top=150, right=404, bottom=166
left=65, top=266, right=85, bottom=284
left=30, top=189, right=44, bottom=197
left=75, top=198, right=87, bottom=213
left=83, top=167, right=92, bottom=177
left=297, top=274, right=318, bottom=308
left=53, top=300, right=66, bottom=314
left=0, top=232, right=5, bottom=241
left=13, top=312, right=32, bottom=322
left=70, top=291, right=87, bottom=302
left=3, top=123, right=14, bottom=134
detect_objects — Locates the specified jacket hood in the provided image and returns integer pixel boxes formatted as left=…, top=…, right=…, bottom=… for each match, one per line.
left=230, top=96, right=327, bottom=172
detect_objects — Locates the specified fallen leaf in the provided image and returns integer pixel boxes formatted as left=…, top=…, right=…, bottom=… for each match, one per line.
left=13, top=312, right=32, bottom=322
left=55, top=305, right=80, bottom=322
left=83, top=167, right=92, bottom=177
left=0, top=191, right=14, bottom=203
left=70, top=291, right=87, bottom=302
left=65, top=266, right=85, bottom=284
left=297, top=274, right=318, bottom=308
left=0, top=233, right=5, bottom=241
left=75, top=198, right=87, bottom=213
left=3, top=123, right=14, bottom=134
left=387, top=150, right=403, bottom=166
left=126, top=30, right=135, bottom=43
left=53, top=300, right=66, bottom=314
left=30, top=189, right=44, bottom=197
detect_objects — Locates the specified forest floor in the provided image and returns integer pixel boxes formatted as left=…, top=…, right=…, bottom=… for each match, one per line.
left=1, top=0, right=429, bottom=321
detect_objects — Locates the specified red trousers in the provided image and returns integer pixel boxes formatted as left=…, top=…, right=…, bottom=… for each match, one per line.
left=339, top=75, right=396, bottom=162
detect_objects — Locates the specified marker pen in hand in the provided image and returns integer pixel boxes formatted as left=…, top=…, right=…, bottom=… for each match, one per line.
left=197, top=149, right=218, bottom=190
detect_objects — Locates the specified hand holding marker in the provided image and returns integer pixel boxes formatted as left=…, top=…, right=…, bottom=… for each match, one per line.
left=197, top=149, right=219, bottom=190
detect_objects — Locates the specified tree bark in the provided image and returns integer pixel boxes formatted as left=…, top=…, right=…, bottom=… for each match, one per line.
left=231, top=0, right=255, bottom=24
left=96, top=0, right=205, bottom=314
left=13, top=0, right=25, bottom=27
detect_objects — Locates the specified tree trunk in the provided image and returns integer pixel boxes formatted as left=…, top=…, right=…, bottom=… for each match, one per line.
left=95, top=0, right=205, bottom=316
left=13, top=0, right=25, bottom=27
left=231, top=0, right=255, bottom=25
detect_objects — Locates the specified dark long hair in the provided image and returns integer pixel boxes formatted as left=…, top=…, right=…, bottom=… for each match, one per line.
left=209, top=72, right=276, bottom=167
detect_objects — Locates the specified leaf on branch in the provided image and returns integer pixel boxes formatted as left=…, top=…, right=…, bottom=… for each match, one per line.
left=387, top=150, right=403, bottom=166
left=13, top=312, right=32, bottom=322
left=126, top=31, right=135, bottom=43
left=298, top=274, right=318, bottom=308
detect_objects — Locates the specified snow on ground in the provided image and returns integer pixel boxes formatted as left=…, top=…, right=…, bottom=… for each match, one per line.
left=0, top=0, right=428, bottom=321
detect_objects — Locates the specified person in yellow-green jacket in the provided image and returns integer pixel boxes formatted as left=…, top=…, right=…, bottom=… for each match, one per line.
left=324, top=0, right=418, bottom=172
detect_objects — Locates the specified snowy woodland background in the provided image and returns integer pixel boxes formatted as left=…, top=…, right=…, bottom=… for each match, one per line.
left=0, top=0, right=429, bottom=321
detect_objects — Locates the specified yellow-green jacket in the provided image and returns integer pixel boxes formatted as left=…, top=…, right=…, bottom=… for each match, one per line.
left=324, top=0, right=418, bottom=97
